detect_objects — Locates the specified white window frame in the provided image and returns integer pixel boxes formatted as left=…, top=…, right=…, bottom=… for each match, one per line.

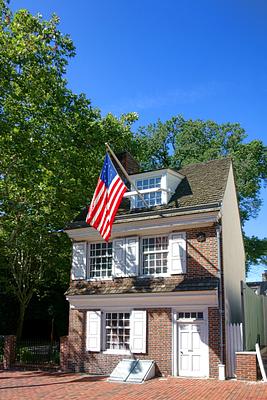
left=135, top=189, right=163, bottom=209
left=87, top=241, right=113, bottom=280
left=136, top=176, right=162, bottom=190
left=100, top=309, right=147, bottom=355
left=135, top=176, right=162, bottom=208
left=140, top=234, right=170, bottom=277
left=102, top=310, right=131, bottom=355
left=85, top=231, right=186, bottom=280
left=177, top=311, right=205, bottom=321
left=128, top=172, right=169, bottom=209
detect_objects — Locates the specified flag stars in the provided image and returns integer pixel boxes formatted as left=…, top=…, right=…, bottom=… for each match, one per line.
left=86, top=153, right=127, bottom=241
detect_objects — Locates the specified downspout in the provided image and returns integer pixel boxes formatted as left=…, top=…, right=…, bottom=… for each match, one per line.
left=216, top=223, right=225, bottom=380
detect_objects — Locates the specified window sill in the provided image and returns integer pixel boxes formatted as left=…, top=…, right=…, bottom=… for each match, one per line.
left=72, top=274, right=174, bottom=282
left=103, top=349, right=132, bottom=355
left=138, top=273, right=171, bottom=278
left=86, top=277, right=113, bottom=281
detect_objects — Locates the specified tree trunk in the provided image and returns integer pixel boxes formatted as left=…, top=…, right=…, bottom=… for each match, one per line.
left=16, top=301, right=27, bottom=341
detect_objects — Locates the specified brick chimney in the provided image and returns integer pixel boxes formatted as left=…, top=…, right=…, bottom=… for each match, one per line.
left=262, top=270, right=267, bottom=281
left=116, top=151, right=140, bottom=175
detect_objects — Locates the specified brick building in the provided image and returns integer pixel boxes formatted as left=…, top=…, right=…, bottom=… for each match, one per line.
left=64, top=156, right=245, bottom=379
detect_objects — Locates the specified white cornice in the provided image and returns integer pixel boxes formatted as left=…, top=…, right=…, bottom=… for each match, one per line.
left=129, top=168, right=184, bottom=180
left=66, top=290, right=218, bottom=309
left=66, top=211, right=219, bottom=241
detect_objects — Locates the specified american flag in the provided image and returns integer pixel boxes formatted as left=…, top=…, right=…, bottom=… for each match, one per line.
left=86, top=153, right=127, bottom=241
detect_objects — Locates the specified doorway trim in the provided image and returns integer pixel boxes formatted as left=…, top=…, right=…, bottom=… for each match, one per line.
left=172, top=306, right=209, bottom=377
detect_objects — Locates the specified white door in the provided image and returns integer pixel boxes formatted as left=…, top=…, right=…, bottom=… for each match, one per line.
left=178, top=322, right=207, bottom=377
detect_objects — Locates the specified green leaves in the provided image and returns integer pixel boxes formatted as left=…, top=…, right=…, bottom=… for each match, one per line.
left=136, top=115, right=267, bottom=221
left=136, top=115, right=267, bottom=271
left=244, top=236, right=267, bottom=272
left=0, top=1, right=137, bottom=335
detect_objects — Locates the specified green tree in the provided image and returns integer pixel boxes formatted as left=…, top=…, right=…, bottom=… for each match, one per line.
left=0, top=2, right=137, bottom=338
left=136, top=115, right=267, bottom=272
left=244, top=236, right=267, bottom=269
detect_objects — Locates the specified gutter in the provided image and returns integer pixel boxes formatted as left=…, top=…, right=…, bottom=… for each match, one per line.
left=65, top=202, right=222, bottom=230
left=216, top=224, right=225, bottom=379
left=115, top=202, right=221, bottom=222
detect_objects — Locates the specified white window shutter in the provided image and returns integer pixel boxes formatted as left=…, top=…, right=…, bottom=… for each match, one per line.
left=86, top=311, right=101, bottom=352
left=72, top=242, right=87, bottom=280
left=168, top=232, right=187, bottom=274
left=113, top=238, right=125, bottom=277
left=130, top=310, right=147, bottom=353
left=125, top=237, right=139, bottom=276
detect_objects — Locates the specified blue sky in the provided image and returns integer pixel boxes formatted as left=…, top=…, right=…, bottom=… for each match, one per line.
left=11, top=0, right=267, bottom=280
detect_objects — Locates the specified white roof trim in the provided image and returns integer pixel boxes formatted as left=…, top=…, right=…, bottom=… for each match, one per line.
left=67, top=290, right=218, bottom=309
left=129, top=168, right=184, bottom=180
left=65, top=211, right=219, bottom=241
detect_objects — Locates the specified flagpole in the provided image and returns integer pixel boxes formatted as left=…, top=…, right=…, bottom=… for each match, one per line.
left=105, top=143, right=150, bottom=208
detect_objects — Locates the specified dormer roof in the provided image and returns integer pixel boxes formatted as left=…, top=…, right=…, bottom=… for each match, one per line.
left=129, top=167, right=184, bottom=179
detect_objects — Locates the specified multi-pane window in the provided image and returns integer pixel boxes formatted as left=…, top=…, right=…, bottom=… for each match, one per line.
left=142, top=236, right=168, bottom=275
left=136, top=191, right=162, bottom=208
left=89, top=242, right=112, bottom=278
left=135, top=177, right=162, bottom=208
left=136, top=177, right=161, bottom=190
left=178, top=312, right=204, bottom=320
left=105, top=312, right=130, bottom=350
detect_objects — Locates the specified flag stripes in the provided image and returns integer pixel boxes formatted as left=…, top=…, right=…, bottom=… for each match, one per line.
left=86, top=154, right=127, bottom=241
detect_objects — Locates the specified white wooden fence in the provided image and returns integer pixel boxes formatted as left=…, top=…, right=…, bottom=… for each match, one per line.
left=226, top=323, right=243, bottom=377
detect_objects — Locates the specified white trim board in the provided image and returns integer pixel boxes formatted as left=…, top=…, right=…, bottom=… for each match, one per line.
left=67, top=290, right=218, bottom=309
left=66, top=212, right=219, bottom=241
left=172, top=303, right=209, bottom=377
left=172, top=308, right=209, bottom=378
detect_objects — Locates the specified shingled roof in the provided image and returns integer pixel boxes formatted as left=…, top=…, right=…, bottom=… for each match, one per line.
left=65, top=276, right=219, bottom=296
left=169, top=157, right=231, bottom=209
left=65, top=157, right=231, bottom=230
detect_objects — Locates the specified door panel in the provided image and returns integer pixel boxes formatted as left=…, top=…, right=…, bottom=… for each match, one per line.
left=180, top=354, right=189, bottom=371
left=178, top=321, right=207, bottom=377
left=192, top=331, right=200, bottom=349
left=192, top=355, right=201, bottom=372
left=180, top=331, right=189, bottom=349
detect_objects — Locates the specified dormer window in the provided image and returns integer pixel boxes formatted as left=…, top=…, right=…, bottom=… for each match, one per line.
left=135, top=176, right=162, bottom=208
left=124, top=168, right=184, bottom=210
left=136, top=177, right=161, bottom=190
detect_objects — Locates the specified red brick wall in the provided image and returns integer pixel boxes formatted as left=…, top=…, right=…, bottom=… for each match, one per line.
left=235, top=353, right=258, bottom=381
left=208, top=307, right=221, bottom=378
left=66, top=307, right=223, bottom=378
left=60, top=336, right=69, bottom=371
left=67, top=309, right=86, bottom=372
left=3, top=335, right=16, bottom=370
left=117, top=152, right=140, bottom=175
left=69, top=226, right=219, bottom=295
left=187, top=227, right=218, bottom=279
left=67, top=308, right=172, bottom=376
left=66, top=226, right=224, bottom=377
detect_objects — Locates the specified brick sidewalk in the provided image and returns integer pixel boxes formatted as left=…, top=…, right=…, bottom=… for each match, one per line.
left=0, top=371, right=266, bottom=400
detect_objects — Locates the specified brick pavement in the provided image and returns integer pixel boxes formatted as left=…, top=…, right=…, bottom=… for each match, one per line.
left=0, top=371, right=267, bottom=400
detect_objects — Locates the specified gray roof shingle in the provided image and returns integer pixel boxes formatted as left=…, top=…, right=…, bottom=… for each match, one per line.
left=65, top=277, right=219, bottom=296
left=169, top=157, right=231, bottom=209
